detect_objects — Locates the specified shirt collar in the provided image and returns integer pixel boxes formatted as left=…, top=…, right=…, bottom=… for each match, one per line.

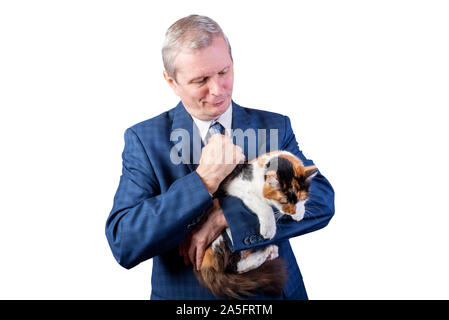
left=190, top=102, right=233, bottom=143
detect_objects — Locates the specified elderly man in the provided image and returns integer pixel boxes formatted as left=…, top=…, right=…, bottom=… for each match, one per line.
left=105, top=14, right=334, bottom=300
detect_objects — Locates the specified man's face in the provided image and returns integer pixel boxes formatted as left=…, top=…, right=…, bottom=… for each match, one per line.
left=164, top=36, right=234, bottom=121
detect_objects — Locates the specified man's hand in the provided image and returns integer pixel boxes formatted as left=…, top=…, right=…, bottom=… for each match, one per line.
left=196, top=134, right=245, bottom=194
left=179, top=199, right=228, bottom=270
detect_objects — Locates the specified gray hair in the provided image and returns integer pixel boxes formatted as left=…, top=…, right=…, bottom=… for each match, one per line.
left=162, top=14, right=232, bottom=79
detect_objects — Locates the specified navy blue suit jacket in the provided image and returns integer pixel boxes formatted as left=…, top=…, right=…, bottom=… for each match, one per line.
left=105, top=101, right=335, bottom=299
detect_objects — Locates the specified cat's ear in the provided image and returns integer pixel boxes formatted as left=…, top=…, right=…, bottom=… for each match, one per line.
left=304, top=165, right=318, bottom=183
left=265, top=171, right=280, bottom=190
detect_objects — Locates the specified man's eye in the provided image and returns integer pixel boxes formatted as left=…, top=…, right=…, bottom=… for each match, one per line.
left=219, top=69, right=228, bottom=75
left=193, top=77, right=207, bottom=84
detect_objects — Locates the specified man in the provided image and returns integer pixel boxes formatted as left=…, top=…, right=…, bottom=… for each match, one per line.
left=105, top=14, right=334, bottom=300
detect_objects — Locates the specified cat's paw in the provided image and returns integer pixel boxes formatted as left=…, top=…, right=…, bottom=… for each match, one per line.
left=260, top=222, right=276, bottom=239
left=266, top=245, right=279, bottom=260
left=290, top=202, right=306, bottom=221
left=290, top=211, right=304, bottom=221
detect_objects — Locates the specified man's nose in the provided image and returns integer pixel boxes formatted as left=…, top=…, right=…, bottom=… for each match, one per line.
left=208, top=76, right=223, bottom=96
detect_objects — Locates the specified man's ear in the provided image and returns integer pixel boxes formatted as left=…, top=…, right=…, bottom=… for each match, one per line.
left=163, top=70, right=179, bottom=95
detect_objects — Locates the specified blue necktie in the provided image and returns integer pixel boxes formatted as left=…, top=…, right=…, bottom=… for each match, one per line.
left=207, top=121, right=224, bottom=143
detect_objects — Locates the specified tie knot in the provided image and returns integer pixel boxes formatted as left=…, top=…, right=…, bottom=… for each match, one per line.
left=209, top=121, right=224, bottom=135
left=206, top=121, right=224, bottom=143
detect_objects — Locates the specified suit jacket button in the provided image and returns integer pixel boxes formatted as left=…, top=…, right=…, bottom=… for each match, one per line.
left=249, top=235, right=258, bottom=243
left=243, top=237, right=251, bottom=245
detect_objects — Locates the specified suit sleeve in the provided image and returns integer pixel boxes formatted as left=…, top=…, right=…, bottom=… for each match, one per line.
left=221, top=116, right=335, bottom=251
left=105, top=128, right=213, bottom=269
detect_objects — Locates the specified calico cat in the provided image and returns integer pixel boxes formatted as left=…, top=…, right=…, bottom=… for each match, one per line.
left=194, top=150, right=318, bottom=299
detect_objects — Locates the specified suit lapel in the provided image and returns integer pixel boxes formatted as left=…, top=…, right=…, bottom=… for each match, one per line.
left=171, top=101, right=202, bottom=173
left=231, top=101, right=252, bottom=134
left=231, top=101, right=265, bottom=160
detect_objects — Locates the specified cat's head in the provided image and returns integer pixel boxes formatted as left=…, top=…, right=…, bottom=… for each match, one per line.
left=263, top=153, right=318, bottom=220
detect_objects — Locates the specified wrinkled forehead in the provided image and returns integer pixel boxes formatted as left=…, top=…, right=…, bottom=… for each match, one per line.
left=174, top=36, right=232, bottom=78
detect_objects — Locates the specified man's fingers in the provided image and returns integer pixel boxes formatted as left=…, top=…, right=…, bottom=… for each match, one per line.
left=196, top=246, right=205, bottom=271
left=188, top=243, right=196, bottom=268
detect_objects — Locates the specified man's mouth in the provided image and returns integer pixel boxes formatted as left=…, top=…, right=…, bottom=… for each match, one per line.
left=213, top=100, right=225, bottom=107
left=201, top=97, right=227, bottom=107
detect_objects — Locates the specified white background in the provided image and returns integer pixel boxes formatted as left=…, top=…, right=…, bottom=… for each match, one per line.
left=1, top=0, right=448, bottom=299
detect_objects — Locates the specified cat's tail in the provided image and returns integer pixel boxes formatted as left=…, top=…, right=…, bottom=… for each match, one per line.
left=195, top=259, right=288, bottom=299
left=194, top=242, right=288, bottom=299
